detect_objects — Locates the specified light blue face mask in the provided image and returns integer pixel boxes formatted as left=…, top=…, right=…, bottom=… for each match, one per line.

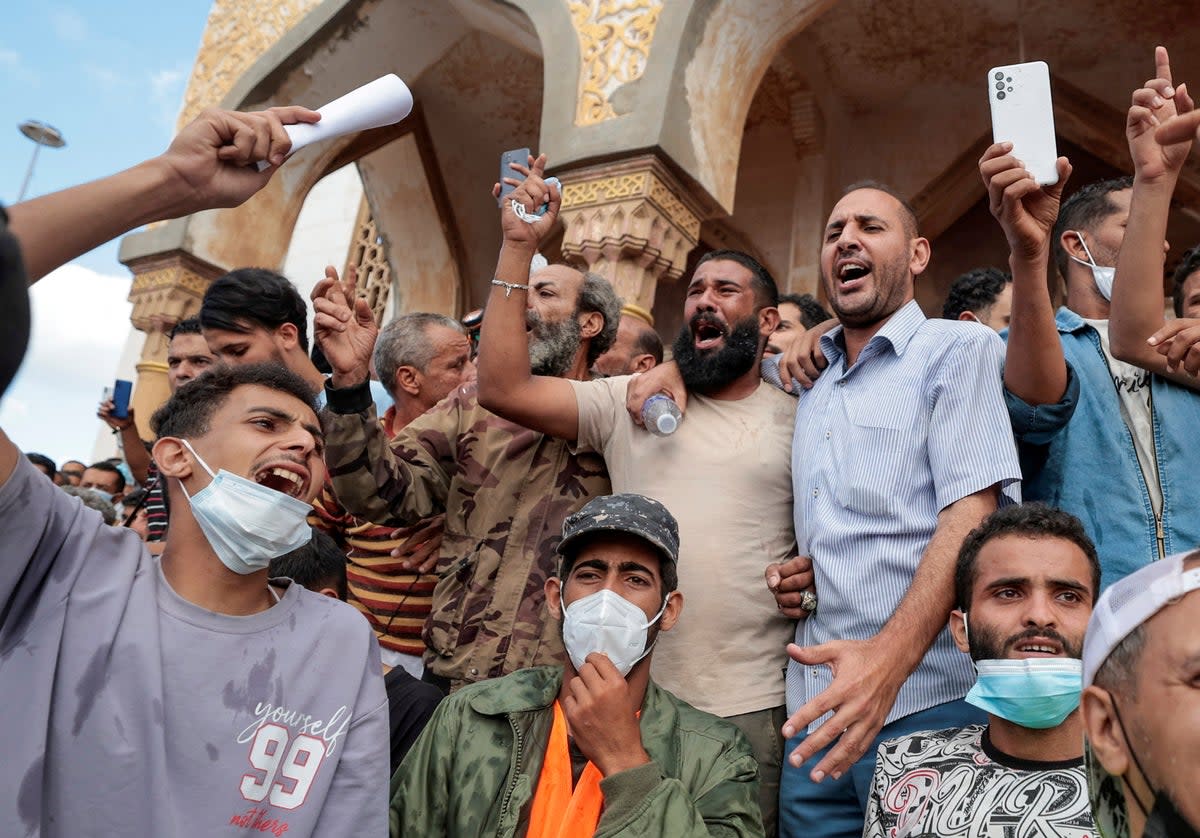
left=179, top=440, right=313, bottom=575
left=1069, top=231, right=1115, bottom=302
left=965, top=657, right=1083, bottom=729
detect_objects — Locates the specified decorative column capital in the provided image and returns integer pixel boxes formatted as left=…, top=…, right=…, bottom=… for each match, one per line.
left=125, top=249, right=227, bottom=334
left=557, top=154, right=705, bottom=313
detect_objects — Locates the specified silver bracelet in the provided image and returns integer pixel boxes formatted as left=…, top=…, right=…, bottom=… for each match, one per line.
left=491, top=278, right=530, bottom=298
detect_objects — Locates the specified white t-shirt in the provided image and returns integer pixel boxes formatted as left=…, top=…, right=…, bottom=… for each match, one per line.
left=570, top=376, right=797, bottom=717
left=1083, top=318, right=1163, bottom=515
left=0, top=457, right=389, bottom=837
left=864, top=725, right=1094, bottom=838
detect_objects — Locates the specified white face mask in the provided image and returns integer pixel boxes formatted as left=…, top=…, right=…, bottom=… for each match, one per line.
left=179, top=440, right=313, bottom=575
left=1068, top=231, right=1116, bottom=301
left=560, top=588, right=672, bottom=677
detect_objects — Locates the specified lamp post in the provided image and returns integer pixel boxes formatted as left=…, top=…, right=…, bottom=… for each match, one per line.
left=16, top=120, right=66, bottom=202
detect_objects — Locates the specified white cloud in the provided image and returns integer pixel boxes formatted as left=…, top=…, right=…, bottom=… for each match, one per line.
left=84, top=63, right=124, bottom=91
left=149, top=64, right=190, bottom=138
left=0, top=263, right=134, bottom=462
left=51, top=8, right=88, bottom=42
left=0, top=47, right=39, bottom=85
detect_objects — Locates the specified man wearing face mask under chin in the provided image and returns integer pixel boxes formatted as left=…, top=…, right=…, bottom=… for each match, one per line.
left=390, top=493, right=764, bottom=838
left=864, top=504, right=1100, bottom=838
left=1082, top=549, right=1200, bottom=838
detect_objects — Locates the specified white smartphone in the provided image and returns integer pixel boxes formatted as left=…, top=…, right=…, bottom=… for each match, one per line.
left=988, top=60, right=1059, bottom=186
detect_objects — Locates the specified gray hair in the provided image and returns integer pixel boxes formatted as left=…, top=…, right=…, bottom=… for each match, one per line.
left=577, top=272, right=621, bottom=367
left=373, top=312, right=464, bottom=399
left=61, top=486, right=118, bottom=525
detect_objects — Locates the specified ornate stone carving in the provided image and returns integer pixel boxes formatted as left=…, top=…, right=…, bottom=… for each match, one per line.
left=125, top=250, right=227, bottom=437
left=558, top=155, right=704, bottom=312
left=177, top=0, right=324, bottom=128
left=568, top=0, right=664, bottom=125
left=344, top=196, right=393, bottom=325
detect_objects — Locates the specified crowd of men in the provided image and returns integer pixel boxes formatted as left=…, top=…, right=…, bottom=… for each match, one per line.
left=2, top=45, right=1200, bottom=838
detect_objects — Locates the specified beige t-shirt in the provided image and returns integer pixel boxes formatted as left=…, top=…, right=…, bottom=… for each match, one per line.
left=570, top=375, right=798, bottom=717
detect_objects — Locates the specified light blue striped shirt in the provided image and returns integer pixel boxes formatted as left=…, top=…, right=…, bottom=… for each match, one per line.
left=767, top=300, right=1021, bottom=731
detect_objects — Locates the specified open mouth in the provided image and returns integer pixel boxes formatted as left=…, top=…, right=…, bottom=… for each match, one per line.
left=1011, top=638, right=1064, bottom=658
left=253, top=464, right=308, bottom=499
left=836, top=260, right=871, bottom=286
left=693, top=320, right=727, bottom=350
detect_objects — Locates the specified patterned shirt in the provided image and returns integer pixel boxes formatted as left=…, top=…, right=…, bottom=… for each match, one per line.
left=864, top=725, right=1094, bottom=838
left=767, top=302, right=1021, bottom=729
left=321, top=380, right=610, bottom=688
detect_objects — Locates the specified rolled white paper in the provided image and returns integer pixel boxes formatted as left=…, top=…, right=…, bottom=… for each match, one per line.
left=255, top=74, right=414, bottom=171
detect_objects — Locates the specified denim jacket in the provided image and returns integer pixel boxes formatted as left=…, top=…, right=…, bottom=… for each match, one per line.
left=1004, top=307, right=1200, bottom=586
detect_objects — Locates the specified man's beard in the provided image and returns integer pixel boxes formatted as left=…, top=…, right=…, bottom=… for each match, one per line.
left=672, top=312, right=761, bottom=395
left=967, top=622, right=1083, bottom=662
left=528, top=311, right=582, bottom=377
left=824, top=254, right=910, bottom=329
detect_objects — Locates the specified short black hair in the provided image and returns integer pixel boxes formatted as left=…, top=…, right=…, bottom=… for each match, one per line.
left=1172, top=246, right=1200, bottom=317
left=695, top=249, right=780, bottom=309
left=954, top=504, right=1100, bottom=611
left=85, top=461, right=126, bottom=492
left=151, top=362, right=317, bottom=441
left=170, top=316, right=203, bottom=340
left=942, top=267, right=1012, bottom=320
left=1051, top=177, right=1132, bottom=279
left=269, top=529, right=348, bottom=601
left=25, top=452, right=56, bottom=476
left=778, top=293, right=832, bottom=329
left=630, top=319, right=664, bottom=364
left=841, top=180, right=920, bottom=238
left=200, top=268, right=310, bottom=352
left=559, top=532, right=678, bottom=601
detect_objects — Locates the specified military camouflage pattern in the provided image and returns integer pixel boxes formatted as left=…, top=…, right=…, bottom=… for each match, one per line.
left=558, top=493, right=681, bottom=568
left=390, top=665, right=764, bottom=838
left=321, top=383, right=610, bottom=687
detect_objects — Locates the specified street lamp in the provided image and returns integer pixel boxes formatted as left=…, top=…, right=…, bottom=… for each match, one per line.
left=17, top=120, right=66, bottom=202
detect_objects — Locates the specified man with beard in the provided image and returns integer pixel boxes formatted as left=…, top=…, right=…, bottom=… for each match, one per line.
left=864, top=504, right=1098, bottom=838
left=476, top=156, right=797, bottom=835
left=313, top=236, right=619, bottom=694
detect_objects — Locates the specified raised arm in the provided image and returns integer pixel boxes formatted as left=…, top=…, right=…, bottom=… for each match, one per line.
left=1109, top=47, right=1200, bottom=386
left=979, top=143, right=1073, bottom=405
left=7, top=106, right=319, bottom=283
left=476, top=155, right=581, bottom=441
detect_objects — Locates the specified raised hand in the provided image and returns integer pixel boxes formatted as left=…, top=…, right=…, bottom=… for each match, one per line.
left=311, top=264, right=378, bottom=388
left=1148, top=318, right=1200, bottom=376
left=979, top=142, right=1072, bottom=262
left=1129, top=46, right=1194, bottom=182
left=492, top=153, right=561, bottom=251
left=97, top=398, right=135, bottom=432
left=159, top=106, right=321, bottom=211
left=781, top=637, right=907, bottom=782
left=562, top=653, right=651, bottom=777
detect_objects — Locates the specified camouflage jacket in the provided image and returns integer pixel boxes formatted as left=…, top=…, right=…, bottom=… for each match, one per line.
left=390, top=665, right=764, bottom=838
left=321, top=380, right=609, bottom=687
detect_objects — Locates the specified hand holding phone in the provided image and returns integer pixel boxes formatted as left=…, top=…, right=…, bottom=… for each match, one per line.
left=989, top=61, right=1059, bottom=186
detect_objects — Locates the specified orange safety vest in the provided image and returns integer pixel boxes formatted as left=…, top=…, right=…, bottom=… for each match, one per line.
left=527, top=701, right=605, bottom=838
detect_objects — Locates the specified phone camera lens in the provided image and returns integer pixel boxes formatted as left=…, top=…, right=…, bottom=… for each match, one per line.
left=995, top=81, right=1004, bottom=90
left=1006, top=76, right=1013, bottom=82
left=1007, top=86, right=1013, bottom=92
left=994, top=71, right=1004, bottom=80
left=997, top=91, right=1006, bottom=100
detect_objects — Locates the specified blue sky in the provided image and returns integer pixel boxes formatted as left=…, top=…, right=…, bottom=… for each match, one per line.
left=1, top=2, right=213, bottom=464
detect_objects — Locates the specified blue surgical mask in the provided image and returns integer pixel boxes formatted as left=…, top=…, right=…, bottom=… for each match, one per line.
left=1069, top=231, right=1115, bottom=301
left=179, top=440, right=313, bottom=575
left=966, top=657, right=1083, bottom=729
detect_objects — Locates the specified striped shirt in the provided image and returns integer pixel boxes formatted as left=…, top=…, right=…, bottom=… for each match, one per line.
left=768, top=301, right=1020, bottom=731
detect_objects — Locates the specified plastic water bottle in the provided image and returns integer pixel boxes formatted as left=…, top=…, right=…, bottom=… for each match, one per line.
left=642, top=394, right=682, bottom=437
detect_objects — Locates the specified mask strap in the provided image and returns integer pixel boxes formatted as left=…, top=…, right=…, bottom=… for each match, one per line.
left=178, top=440, right=217, bottom=499
left=1110, top=693, right=1155, bottom=818
left=1071, top=231, right=1100, bottom=268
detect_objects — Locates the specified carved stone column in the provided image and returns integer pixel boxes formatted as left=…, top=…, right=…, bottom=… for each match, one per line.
left=124, top=250, right=226, bottom=439
left=557, top=155, right=704, bottom=313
